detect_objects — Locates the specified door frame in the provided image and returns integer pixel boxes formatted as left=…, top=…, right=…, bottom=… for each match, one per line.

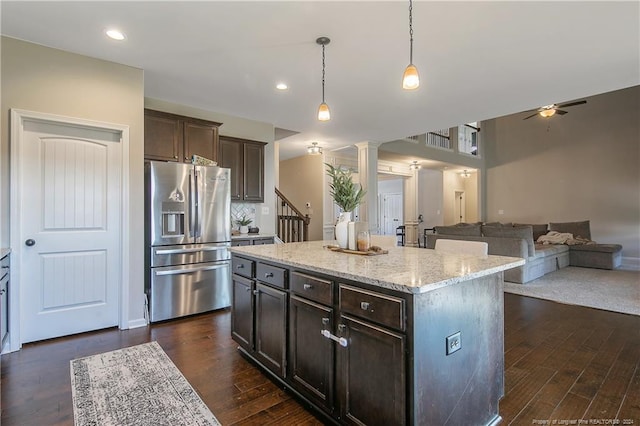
left=9, top=109, right=130, bottom=352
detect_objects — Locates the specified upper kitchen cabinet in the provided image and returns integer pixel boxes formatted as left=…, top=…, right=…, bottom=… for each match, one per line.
left=219, top=136, right=266, bottom=202
left=144, top=109, right=221, bottom=163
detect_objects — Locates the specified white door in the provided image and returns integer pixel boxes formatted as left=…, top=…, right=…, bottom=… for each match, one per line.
left=381, top=193, right=403, bottom=235
left=18, top=116, right=122, bottom=343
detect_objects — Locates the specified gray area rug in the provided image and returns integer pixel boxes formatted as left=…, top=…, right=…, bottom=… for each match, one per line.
left=70, top=341, right=220, bottom=426
left=504, top=266, right=639, bottom=316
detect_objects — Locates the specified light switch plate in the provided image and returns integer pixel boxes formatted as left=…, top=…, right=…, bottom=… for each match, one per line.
left=261, top=206, right=269, bottom=215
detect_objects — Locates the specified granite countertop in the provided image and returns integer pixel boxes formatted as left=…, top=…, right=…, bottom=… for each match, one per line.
left=231, top=240, right=525, bottom=294
left=0, top=248, right=10, bottom=259
left=231, top=234, right=275, bottom=240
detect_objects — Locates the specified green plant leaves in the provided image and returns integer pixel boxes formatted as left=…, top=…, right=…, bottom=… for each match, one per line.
left=325, top=163, right=366, bottom=212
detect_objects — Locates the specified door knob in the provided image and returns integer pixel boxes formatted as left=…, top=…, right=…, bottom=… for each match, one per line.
left=25, top=239, right=36, bottom=247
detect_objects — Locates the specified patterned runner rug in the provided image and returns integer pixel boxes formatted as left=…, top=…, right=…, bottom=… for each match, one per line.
left=70, top=341, right=220, bottom=426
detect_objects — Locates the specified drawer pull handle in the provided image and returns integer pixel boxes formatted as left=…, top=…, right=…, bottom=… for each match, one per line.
left=322, top=317, right=330, bottom=326
left=264, top=272, right=274, bottom=278
left=245, top=287, right=251, bottom=292
left=236, top=264, right=244, bottom=269
left=253, top=290, right=259, bottom=295
left=320, top=329, right=348, bottom=347
left=360, top=301, right=370, bottom=311
left=303, top=283, right=313, bottom=290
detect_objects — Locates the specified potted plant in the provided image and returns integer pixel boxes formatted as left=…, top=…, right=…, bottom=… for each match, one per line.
left=235, top=215, right=252, bottom=234
left=325, top=163, right=366, bottom=248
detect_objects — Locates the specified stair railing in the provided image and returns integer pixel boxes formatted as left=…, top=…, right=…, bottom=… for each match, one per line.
left=275, top=188, right=310, bottom=243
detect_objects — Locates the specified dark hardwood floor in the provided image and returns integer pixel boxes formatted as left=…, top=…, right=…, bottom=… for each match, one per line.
left=1, top=293, right=638, bottom=425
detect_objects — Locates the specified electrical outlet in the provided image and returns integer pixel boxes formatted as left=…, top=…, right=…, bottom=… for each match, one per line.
left=446, top=332, right=461, bottom=355
left=498, top=209, right=504, bottom=215
left=261, top=206, right=269, bottom=215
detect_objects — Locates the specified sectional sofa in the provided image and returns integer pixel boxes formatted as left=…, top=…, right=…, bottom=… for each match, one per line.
left=425, top=220, right=622, bottom=284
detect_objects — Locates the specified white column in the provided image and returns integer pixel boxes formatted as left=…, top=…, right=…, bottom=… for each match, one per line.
left=403, top=167, right=420, bottom=247
left=355, top=142, right=381, bottom=234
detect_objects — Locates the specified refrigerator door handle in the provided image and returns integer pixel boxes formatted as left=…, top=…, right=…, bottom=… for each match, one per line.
left=196, top=169, right=203, bottom=239
left=188, top=169, right=196, bottom=238
left=155, top=246, right=227, bottom=255
left=154, top=264, right=227, bottom=276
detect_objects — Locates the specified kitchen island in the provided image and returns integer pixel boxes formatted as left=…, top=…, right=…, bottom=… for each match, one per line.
left=230, top=240, right=524, bottom=426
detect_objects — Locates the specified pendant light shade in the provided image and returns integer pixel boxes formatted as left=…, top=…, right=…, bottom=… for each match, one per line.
left=403, top=0, right=420, bottom=90
left=316, top=37, right=331, bottom=121
left=317, top=102, right=331, bottom=121
left=307, top=142, right=323, bottom=155
left=402, top=64, right=420, bottom=90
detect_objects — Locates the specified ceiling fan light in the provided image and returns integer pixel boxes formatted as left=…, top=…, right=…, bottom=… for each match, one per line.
left=402, top=64, right=420, bottom=90
left=539, top=109, right=556, bottom=118
left=317, top=102, right=331, bottom=121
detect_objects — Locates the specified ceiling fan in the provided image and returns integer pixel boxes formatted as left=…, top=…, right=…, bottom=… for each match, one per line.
left=522, top=100, right=587, bottom=120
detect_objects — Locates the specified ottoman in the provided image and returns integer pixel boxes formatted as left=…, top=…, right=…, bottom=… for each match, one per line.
left=569, top=244, right=623, bottom=269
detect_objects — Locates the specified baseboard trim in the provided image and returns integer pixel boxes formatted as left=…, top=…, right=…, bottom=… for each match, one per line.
left=127, top=318, right=148, bottom=329
left=620, top=257, right=640, bottom=271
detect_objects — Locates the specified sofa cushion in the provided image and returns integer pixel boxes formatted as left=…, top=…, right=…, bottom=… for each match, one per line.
left=569, top=244, right=622, bottom=253
left=549, top=220, right=591, bottom=240
left=435, top=223, right=482, bottom=237
left=482, top=225, right=535, bottom=257
left=533, top=243, right=570, bottom=259
left=514, top=223, right=549, bottom=241
left=484, top=222, right=513, bottom=227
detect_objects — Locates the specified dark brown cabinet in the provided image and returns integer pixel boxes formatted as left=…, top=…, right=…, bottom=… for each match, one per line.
left=231, top=274, right=253, bottom=351
left=231, top=236, right=274, bottom=247
left=289, top=295, right=334, bottom=411
left=254, top=282, right=287, bottom=378
left=337, top=315, right=406, bottom=426
left=144, top=109, right=221, bottom=163
left=231, top=256, right=287, bottom=379
left=218, top=136, right=265, bottom=202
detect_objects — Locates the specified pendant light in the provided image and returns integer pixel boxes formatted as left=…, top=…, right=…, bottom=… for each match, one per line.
left=316, top=37, right=331, bottom=121
left=402, top=0, right=420, bottom=90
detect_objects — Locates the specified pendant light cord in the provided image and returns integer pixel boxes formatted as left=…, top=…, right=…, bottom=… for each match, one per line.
left=322, top=43, right=326, bottom=103
left=409, top=0, right=414, bottom=64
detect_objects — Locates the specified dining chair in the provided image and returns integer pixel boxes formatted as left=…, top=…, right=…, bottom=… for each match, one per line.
left=434, top=239, right=488, bottom=256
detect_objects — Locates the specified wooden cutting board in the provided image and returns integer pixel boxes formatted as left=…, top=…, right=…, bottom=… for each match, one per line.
left=326, top=246, right=388, bottom=256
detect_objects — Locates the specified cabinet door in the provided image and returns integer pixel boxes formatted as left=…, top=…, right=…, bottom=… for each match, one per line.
left=144, top=110, right=181, bottom=162
left=289, top=295, right=334, bottom=411
left=183, top=120, right=219, bottom=163
left=219, top=138, right=243, bottom=201
left=231, top=274, right=253, bottom=351
left=243, top=142, right=264, bottom=202
left=338, top=315, right=406, bottom=426
left=255, top=282, right=287, bottom=377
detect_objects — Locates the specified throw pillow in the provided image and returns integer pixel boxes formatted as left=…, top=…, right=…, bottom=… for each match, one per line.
left=514, top=223, right=549, bottom=241
left=549, top=220, right=591, bottom=240
left=435, top=224, right=482, bottom=237
left=482, top=225, right=535, bottom=257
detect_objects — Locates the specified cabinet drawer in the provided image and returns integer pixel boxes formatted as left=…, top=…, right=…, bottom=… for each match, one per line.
left=253, top=237, right=274, bottom=245
left=232, top=239, right=251, bottom=247
left=232, top=256, right=254, bottom=279
left=256, top=262, right=287, bottom=289
left=0, top=254, right=8, bottom=281
left=290, top=272, right=333, bottom=305
left=339, top=284, right=405, bottom=331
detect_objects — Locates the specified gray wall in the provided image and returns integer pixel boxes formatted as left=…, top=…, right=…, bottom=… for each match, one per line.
left=483, top=86, right=640, bottom=259
left=1, top=37, right=146, bottom=325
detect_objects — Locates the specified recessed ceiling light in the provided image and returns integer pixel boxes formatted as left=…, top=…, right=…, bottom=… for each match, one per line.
left=276, top=83, right=288, bottom=90
left=106, top=29, right=126, bottom=41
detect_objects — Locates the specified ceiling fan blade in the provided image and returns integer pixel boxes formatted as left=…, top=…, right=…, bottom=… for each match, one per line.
left=557, top=100, right=586, bottom=108
left=523, top=113, right=538, bottom=120
left=556, top=109, right=568, bottom=115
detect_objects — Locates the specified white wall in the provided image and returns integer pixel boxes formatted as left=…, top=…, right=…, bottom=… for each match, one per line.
left=483, top=86, right=640, bottom=260
left=1, top=37, right=145, bottom=331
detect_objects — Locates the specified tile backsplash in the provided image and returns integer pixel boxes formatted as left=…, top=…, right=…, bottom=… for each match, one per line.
left=231, top=203, right=257, bottom=229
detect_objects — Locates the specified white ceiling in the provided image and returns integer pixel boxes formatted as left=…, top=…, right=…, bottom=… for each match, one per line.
left=2, top=1, right=639, bottom=161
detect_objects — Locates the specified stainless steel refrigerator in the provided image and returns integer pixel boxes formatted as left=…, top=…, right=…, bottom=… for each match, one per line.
left=145, top=161, right=231, bottom=322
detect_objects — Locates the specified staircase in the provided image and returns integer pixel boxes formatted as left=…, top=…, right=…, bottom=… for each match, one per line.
left=275, top=188, right=310, bottom=243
